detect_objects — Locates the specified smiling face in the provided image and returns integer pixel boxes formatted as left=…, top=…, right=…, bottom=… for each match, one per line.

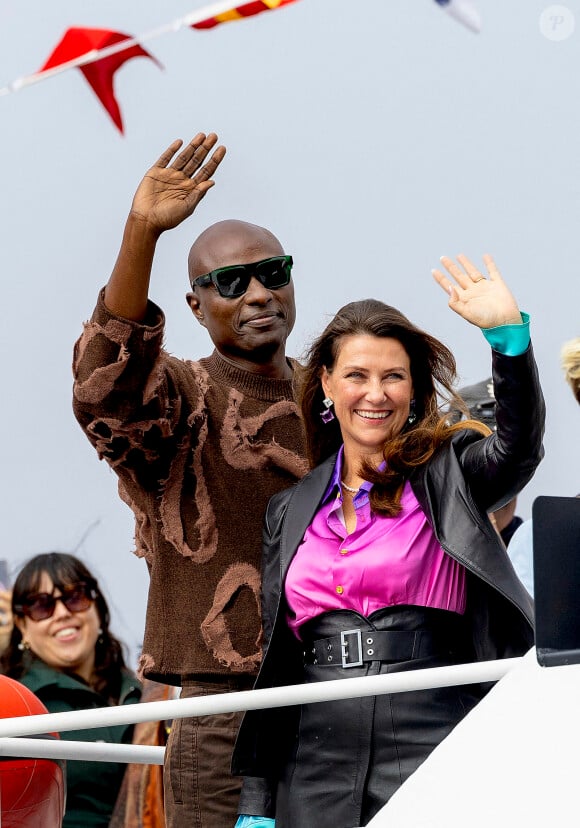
left=186, top=220, right=295, bottom=375
left=14, top=572, right=101, bottom=683
left=321, top=334, right=414, bottom=469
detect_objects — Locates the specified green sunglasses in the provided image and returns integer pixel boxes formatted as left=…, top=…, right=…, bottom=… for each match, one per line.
left=191, top=255, right=293, bottom=298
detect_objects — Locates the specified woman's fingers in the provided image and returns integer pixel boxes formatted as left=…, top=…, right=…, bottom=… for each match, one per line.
left=482, top=253, right=503, bottom=282
left=431, top=266, right=455, bottom=296
left=435, top=254, right=506, bottom=297
left=456, top=253, right=485, bottom=282
left=440, top=254, right=486, bottom=290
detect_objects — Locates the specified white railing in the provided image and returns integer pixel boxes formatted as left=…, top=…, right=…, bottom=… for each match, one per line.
left=0, top=738, right=164, bottom=764
left=0, top=657, right=522, bottom=763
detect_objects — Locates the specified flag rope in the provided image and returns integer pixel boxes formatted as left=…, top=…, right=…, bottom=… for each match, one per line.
left=0, top=0, right=297, bottom=96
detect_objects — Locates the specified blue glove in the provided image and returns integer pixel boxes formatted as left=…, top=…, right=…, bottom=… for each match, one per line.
left=235, top=817, right=275, bottom=828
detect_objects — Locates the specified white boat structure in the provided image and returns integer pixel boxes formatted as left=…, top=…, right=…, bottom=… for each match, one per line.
left=368, top=649, right=580, bottom=826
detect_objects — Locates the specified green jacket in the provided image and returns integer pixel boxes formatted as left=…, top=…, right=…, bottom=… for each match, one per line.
left=21, top=658, right=141, bottom=828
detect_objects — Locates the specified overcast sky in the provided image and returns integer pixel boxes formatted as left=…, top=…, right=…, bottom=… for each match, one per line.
left=1, top=0, right=578, bottom=666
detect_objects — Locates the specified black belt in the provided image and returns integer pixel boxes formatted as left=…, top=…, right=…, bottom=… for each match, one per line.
left=304, top=628, right=450, bottom=668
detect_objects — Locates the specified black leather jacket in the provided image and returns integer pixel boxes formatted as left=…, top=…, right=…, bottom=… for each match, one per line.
left=233, top=345, right=545, bottom=812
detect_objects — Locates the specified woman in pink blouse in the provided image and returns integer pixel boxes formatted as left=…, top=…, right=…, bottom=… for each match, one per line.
left=233, top=255, right=545, bottom=828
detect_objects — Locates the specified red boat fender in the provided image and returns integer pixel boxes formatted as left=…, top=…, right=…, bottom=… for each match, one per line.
left=0, top=674, right=65, bottom=827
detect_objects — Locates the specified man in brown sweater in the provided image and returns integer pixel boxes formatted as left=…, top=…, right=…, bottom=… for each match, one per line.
left=72, top=133, right=308, bottom=827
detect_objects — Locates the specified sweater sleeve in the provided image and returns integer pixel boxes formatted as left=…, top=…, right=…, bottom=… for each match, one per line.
left=72, top=289, right=201, bottom=490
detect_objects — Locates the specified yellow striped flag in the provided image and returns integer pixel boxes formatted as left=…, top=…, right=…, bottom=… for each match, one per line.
left=192, top=0, right=301, bottom=30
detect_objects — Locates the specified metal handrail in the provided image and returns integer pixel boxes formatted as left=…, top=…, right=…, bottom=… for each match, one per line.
left=0, top=656, right=523, bottom=762
left=0, top=737, right=164, bottom=764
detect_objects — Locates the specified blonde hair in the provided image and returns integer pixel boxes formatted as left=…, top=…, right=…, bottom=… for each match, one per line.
left=561, top=337, right=580, bottom=404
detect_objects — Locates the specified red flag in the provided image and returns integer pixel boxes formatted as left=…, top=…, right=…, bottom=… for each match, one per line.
left=192, top=0, right=301, bottom=30
left=40, top=28, right=161, bottom=133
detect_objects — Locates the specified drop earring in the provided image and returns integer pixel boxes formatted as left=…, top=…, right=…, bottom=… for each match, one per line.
left=320, top=397, right=335, bottom=424
left=407, top=399, right=417, bottom=425
left=18, top=640, right=30, bottom=652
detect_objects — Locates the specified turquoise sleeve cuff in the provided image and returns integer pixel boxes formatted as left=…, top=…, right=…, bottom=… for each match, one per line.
left=235, top=817, right=276, bottom=828
left=481, top=312, right=530, bottom=356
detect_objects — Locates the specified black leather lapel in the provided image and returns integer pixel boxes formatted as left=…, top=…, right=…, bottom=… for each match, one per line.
left=279, top=453, right=337, bottom=578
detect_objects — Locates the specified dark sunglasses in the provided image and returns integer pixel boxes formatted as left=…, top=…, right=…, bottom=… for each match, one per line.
left=191, top=255, right=293, bottom=298
left=14, top=582, right=98, bottom=622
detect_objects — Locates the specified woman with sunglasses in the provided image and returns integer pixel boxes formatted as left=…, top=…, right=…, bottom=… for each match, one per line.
left=232, top=254, right=545, bottom=827
left=0, top=552, right=142, bottom=828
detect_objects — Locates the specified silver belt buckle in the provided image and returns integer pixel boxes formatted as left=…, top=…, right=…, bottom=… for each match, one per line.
left=340, top=629, right=363, bottom=668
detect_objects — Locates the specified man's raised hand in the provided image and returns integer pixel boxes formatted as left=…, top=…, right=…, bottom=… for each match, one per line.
left=130, top=132, right=227, bottom=236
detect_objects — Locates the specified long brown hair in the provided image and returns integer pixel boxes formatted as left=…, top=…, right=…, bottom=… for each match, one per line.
left=299, top=299, right=490, bottom=516
left=1, top=552, right=129, bottom=704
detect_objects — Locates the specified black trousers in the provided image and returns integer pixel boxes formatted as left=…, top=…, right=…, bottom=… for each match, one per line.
left=274, top=606, right=484, bottom=828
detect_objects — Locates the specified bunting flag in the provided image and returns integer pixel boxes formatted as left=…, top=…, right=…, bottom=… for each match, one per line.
left=39, top=27, right=162, bottom=133
left=191, top=0, right=301, bottom=30
left=433, top=0, right=482, bottom=33
left=0, top=0, right=480, bottom=132
left=0, top=1, right=302, bottom=129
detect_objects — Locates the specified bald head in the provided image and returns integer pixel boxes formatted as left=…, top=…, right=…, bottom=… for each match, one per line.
left=185, top=219, right=295, bottom=377
left=188, top=219, right=285, bottom=284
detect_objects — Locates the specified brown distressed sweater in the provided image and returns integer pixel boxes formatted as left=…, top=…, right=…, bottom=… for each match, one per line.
left=72, top=291, right=308, bottom=684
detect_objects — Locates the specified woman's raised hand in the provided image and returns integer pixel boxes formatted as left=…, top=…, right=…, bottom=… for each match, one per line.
left=432, top=254, right=522, bottom=329
left=129, top=132, right=226, bottom=236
